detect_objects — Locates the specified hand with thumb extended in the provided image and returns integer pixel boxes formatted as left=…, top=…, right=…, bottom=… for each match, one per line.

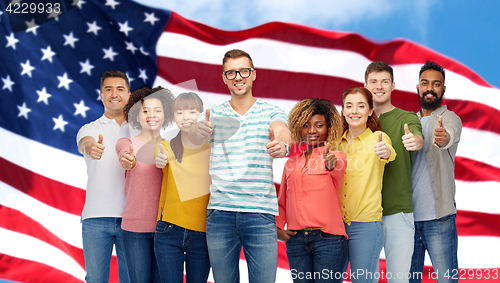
left=402, top=123, right=418, bottom=151
left=404, top=123, right=410, bottom=135
left=323, top=142, right=337, bottom=170
left=374, top=132, right=390, bottom=159
left=266, top=128, right=286, bottom=158
left=189, top=109, right=213, bottom=145
left=90, top=134, right=105, bottom=160
left=269, top=128, right=276, bottom=141
left=434, top=115, right=448, bottom=147
left=121, top=143, right=137, bottom=170
left=155, top=144, right=168, bottom=169
left=205, top=109, right=210, bottom=122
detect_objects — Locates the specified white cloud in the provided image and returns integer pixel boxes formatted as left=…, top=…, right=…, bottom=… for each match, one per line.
left=134, top=0, right=419, bottom=31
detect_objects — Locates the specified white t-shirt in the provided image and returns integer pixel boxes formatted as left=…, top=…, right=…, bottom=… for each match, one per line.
left=76, top=115, right=129, bottom=220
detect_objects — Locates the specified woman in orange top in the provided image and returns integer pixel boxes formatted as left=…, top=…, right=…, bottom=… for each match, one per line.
left=276, top=98, right=347, bottom=283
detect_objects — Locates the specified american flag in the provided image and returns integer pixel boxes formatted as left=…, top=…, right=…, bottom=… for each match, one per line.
left=1, top=0, right=499, bottom=282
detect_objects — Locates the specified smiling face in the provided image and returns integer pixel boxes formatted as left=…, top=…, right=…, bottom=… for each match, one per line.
left=301, top=114, right=328, bottom=146
left=100, top=77, right=130, bottom=118
left=364, top=71, right=395, bottom=106
left=222, top=57, right=256, bottom=97
left=342, top=92, right=373, bottom=130
left=417, top=69, right=446, bottom=110
left=136, top=98, right=165, bottom=133
left=174, top=107, right=201, bottom=134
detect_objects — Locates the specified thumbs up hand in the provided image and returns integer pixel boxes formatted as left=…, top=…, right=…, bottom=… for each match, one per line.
left=374, top=132, right=391, bottom=159
left=266, top=128, right=287, bottom=158
left=189, top=109, right=213, bottom=145
left=121, top=143, right=137, bottom=170
left=90, top=134, right=105, bottom=160
left=322, top=142, right=337, bottom=170
left=402, top=123, right=418, bottom=151
left=434, top=115, right=449, bottom=147
left=155, top=144, right=168, bottom=169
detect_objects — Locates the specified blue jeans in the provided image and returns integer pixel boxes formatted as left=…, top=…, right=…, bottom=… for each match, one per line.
left=344, top=221, right=384, bottom=283
left=286, top=230, right=347, bottom=283
left=410, top=214, right=458, bottom=283
left=205, top=209, right=278, bottom=283
left=154, top=221, right=211, bottom=283
left=82, top=217, right=129, bottom=283
left=383, top=212, right=415, bottom=283
left=122, top=230, right=160, bottom=283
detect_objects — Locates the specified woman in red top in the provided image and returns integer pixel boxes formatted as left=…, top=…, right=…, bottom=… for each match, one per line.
left=276, top=98, right=347, bottom=283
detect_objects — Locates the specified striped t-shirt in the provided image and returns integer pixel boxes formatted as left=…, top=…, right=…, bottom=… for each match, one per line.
left=206, top=99, right=288, bottom=215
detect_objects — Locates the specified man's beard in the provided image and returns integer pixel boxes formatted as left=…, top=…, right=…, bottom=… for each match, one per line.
left=419, top=90, right=444, bottom=110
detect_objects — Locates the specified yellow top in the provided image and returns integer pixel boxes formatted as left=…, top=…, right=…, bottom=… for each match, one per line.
left=335, top=128, right=396, bottom=225
left=155, top=140, right=211, bottom=232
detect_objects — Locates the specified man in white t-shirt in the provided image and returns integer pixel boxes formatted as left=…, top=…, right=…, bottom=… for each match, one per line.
left=189, top=49, right=292, bottom=283
left=76, top=70, right=131, bottom=283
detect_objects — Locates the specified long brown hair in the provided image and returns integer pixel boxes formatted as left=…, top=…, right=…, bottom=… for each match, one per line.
left=341, top=87, right=382, bottom=134
left=170, top=92, right=204, bottom=163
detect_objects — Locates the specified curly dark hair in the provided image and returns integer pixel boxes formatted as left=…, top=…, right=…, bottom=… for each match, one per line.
left=419, top=61, right=445, bottom=82
left=123, top=86, right=175, bottom=130
left=341, top=87, right=382, bottom=134
left=288, top=98, right=342, bottom=144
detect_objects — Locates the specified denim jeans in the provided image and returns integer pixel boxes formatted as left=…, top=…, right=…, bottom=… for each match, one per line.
left=154, top=221, right=211, bottom=283
left=286, top=230, right=347, bottom=283
left=383, top=212, right=415, bottom=283
left=344, top=221, right=384, bottom=283
left=410, top=214, right=458, bottom=283
left=122, top=229, right=160, bottom=283
left=82, top=217, right=129, bottom=283
left=205, top=209, right=278, bottom=283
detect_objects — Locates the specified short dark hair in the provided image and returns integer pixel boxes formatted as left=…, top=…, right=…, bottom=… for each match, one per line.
left=100, top=70, right=130, bottom=91
left=365, top=61, right=394, bottom=83
left=222, top=49, right=254, bottom=71
left=419, top=61, right=445, bottom=82
left=123, top=86, right=175, bottom=130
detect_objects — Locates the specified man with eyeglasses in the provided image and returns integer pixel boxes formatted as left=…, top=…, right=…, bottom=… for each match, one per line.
left=189, top=49, right=292, bottom=283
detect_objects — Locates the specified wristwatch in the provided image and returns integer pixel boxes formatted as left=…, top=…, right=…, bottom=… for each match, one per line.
left=282, top=142, right=291, bottom=157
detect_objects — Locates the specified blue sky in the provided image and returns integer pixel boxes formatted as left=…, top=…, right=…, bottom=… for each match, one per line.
left=135, top=0, right=500, bottom=88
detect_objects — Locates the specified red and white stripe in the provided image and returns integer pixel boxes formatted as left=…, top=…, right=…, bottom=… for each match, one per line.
left=1, top=11, right=499, bottom=283
left=154, top=12, right=500, bottom=283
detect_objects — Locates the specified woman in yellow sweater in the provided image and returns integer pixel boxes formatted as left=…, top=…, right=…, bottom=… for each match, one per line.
left=336, top=87, right=396, bottom=283
left=154, top=92, right=211, bottom=283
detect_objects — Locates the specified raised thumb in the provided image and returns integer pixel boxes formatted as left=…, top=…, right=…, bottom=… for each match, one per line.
left=324, top=142, right=331, bottom=154
left=269, top=128, right=275, bottom=141
left=98, top=134, right=103, bottom=144
left=205, top=109, right=210, bottom=122
left=404, top=124, right=410, bottom=135
left=129, top=144, right=134, bottom=156
left=438, top=116, right=443, bottom=128
left=378, top=132, right=383, bottom=142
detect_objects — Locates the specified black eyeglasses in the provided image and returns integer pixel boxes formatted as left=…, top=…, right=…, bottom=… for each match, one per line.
left=223, top=68, right=254, bottom=80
